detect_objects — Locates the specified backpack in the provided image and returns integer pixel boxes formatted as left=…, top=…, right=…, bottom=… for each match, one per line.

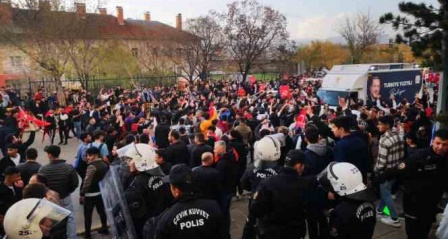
left=75, top=144, right=89, bottom=178
left=89, top=142, right=106, bottom=158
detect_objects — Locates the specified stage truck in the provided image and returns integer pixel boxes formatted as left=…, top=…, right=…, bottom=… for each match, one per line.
left=317, top=63, right=423, bottom=107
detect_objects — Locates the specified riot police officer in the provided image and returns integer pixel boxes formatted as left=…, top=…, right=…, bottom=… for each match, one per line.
left=378, top=129, right=448, bottom=239
left=152, top=164, right=224, bottom=239
left=240, top=135, right=281, bottom=239
left=318, top=162, right=377, bottom=239
left=124, top=143, right=173, bottom=238
left=250, top=149, right=314, bottom=239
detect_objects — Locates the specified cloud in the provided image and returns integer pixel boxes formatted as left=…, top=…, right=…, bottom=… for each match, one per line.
left=288, top=13, right=350, bottom=40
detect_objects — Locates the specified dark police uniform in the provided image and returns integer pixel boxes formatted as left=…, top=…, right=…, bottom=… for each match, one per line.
left=126, top=172, right=172, bottom=238
left=240, top=164, right=278, bottom=239
left=154, top=195, right=224, bottom=239
left=328, top=199, right=376, bottom=239
left=251, top=167, right=313, bottom=239
left=395, top=148, right=448, bottom=239
left=241, top=164, right=278, bottom=193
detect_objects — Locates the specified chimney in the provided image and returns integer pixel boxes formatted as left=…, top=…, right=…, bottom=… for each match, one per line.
left=39, top=0, right=51, bottom=11
left=116, top=6, right=124, bottom=25
left=75, top=3, right=86, bottom=19
left=176, top=13, right=182, bottom=30
left=0, top=1, right=12, bottom=24
left=98, top=7, right=107, bottom=15
left=144, top=11, right=151, bottom=22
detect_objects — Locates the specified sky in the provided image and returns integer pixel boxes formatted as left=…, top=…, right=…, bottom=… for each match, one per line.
left=100, top=0, right=439, bottom=41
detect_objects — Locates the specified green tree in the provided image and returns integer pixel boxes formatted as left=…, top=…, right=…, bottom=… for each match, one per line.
left=380, top=1, right=448, bottom=112
left=297, top=41, right=349, bottom=70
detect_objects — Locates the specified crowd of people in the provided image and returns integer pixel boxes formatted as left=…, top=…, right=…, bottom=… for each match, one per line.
left=0, top=75, right=446, bottom=239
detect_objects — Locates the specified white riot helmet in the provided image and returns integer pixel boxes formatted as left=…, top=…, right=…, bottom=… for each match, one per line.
left=125, top=143, right=160, bottom=173
left=254, top=135, right=281, bottom=163
left=317, top=162, right=376, bottom=201
left=4, top=198, right=70, bottom=239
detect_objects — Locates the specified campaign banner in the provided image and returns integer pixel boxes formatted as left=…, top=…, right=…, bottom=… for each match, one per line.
left=367, top=70, right=422, bottom=105
left=100, top=166, right=137, bottom=239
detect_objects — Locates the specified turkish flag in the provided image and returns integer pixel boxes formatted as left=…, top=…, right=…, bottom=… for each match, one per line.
left=279, top=85, right=291, bottom=99
left=18, top=107, right=50, bottom=127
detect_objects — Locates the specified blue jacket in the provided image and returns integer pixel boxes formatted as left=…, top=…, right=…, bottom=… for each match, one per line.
left=334, top=134, right=370, bottom=177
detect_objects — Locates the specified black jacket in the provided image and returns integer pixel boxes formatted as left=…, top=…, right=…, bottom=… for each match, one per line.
left=215, top=150, right=238, bottom=194
left=329, top=199, right=376, bottom=239
left=0, top=182, right=22, bottom=215
left=0, top=157, right=15, bottom=182
left=154, top=195, right=224, bottom=239
left=155, top=124, right=171, bottom=148
left=126, top=173, right=173, bottom=219
left=190, top=144, right=213, bottom=168
left=251, top=168, right=315, bottom=239
left=378, top=147, right=448, bottom=218
left=240, top=164, right=278, bottom=193
left=14, top=131, right=36, bottom=163
left=193, top=166, right=222, bottom=199
left=166, top=141, right=190, bottom=165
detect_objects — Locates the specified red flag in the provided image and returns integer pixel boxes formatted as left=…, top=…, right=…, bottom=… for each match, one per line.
left=249, top=75, right=256, bottom=85
left=18, top=107, right=50, bottom=127
left=279, top=85, right=291, bottom=99
left=238, top=87, right=246, bottom=97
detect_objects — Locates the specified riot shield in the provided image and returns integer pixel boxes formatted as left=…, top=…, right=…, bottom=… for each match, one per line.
left=100, top=166, right=137, bottom=239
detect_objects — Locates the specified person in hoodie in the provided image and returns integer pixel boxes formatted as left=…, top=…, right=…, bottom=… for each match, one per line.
left=240, top=135, right=281, bottom=239
left=214, top=140, right=238, bottom=239
left=330, top=116, right=370, bottom=180
left=303, top=125, right=333, bottom=239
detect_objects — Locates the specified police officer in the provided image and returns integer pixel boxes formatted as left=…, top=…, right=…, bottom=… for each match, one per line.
left=378, top=129, right=448, bottom=239
left=240, top=135, right=281, bottom=239
left=125, top=143, right=173, bottom=238
left=152, top=164, right=224, bottom=239
left=251, top=149, right=314, bottom=239
left=318, top=162, right=376, bottom=239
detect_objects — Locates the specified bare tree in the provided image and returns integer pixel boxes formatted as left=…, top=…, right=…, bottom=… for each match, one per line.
left=167, top=34, right=202, bottom=83
left=65, top=3, right=110, bottom=89
left=185, top=12, right=224, bottom=80
left=270, top=40, right=298, bottom=75
left=0, top=0, right=81, bottom=105
left=132, top=41, right=173, bottom=76
left=338, top=12, right=383, bottom=64
left=223, top=0, right=288, bottom=81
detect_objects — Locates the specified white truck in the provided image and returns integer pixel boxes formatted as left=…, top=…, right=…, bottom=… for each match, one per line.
left=316, top=63, right=423, bottom=107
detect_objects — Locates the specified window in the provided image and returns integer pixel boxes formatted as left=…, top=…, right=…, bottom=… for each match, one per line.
left=10, top=56, right=22, bottom=67
left=131, top=48, right=138, bottom=57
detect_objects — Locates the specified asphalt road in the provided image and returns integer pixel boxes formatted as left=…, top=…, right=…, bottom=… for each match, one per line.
left=22, top=131, right=438, bottom=239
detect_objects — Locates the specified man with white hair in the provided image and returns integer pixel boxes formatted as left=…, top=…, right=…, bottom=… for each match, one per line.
left=214, top=140, right=238, bottom=239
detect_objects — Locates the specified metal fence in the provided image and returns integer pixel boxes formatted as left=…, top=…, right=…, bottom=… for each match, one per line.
left=6, top=72, right=280, bottom=97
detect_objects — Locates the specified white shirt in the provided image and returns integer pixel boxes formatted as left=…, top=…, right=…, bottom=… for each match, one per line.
left=11, top=155, right=20, bottom=166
